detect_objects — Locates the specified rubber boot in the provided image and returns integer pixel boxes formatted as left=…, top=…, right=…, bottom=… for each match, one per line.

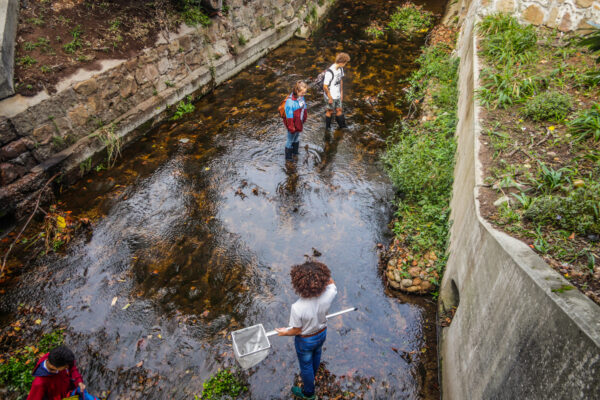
left=325, top=115, right=332, bottom=131
left=335, top=114, right=348, bottom=129
left=292, top=141, right=300, bottom=156
left=285, top=147, right=293, bottom=162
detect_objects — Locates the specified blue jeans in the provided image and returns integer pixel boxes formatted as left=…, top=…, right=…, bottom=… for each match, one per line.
left=69, top=388, right=98, bottom=400
left=294, top=328, right=327, bottom=396
left=286, top=131, right=300, bottom=149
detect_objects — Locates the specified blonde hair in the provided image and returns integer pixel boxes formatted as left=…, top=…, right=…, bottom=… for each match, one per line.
left=335, top=52, right=350, bottom=64
left=293, top=80, right=308, bottom=96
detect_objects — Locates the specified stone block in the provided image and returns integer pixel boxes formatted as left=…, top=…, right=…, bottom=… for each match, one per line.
left=31, top=124, right=55, bottom=145
left=168, top=40, right=180, bottom=55
left=547, top=7, right=559, bottom=28
left=31, top=143, right=54, bottom=163
left=575, top=0, right=593, bottom=8
left=283, top=4, right=295, bottom=20
left=0, top=0, right=19, bottom=99
left=0, top=162, right=26, bottom=186
left=559, top=12, right=572, bottom=32
left=179, top=35, right=193, bottom=52
left=158, top=57, right=171, bottom=74
left=522, top=4, right=545, bottom=26
left=0, top=117, right=17, bottom=145
left=0, top=138, right=31, bottom=161
left=73, top=78, right=98, bottom=96
left=496, top=0, right=515, bottom=13
left=12, top=152, right=37, bottom=169
left=68, top=104, right=90, bottom=127
left=120, top=75, right=138, bottom=98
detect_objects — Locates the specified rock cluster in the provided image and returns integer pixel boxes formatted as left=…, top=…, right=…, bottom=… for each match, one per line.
left=383, top=237, right=439, bottom=294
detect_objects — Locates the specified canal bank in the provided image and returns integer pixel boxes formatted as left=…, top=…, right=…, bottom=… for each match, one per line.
left=0, top=0, right=446, bottom=398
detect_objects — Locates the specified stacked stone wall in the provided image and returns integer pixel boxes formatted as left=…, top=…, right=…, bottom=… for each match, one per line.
left=0, top=0, right=332, bottom=220
left=445, top=0, right=599, bottom=32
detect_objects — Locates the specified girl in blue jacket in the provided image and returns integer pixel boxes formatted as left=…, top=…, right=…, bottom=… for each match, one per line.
left=284, top=81, right=308, bottom=161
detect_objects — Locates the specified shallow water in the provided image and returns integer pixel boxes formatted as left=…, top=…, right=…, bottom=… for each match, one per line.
left=2, top=0, right=445, bottom=398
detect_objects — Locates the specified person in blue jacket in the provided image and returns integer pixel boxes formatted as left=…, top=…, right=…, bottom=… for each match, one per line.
left=284, top=81, right=308, bottom=162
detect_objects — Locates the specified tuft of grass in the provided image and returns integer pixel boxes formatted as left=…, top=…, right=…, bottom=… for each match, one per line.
left=569, top=103, right=600, bottom=141
left=522, top=91, right=572, bottom=122
left=388, top=3, right=433, bottom=37
left=478, top=13, right=538, bottom=65
left=17, top=56, right=37, bottom=67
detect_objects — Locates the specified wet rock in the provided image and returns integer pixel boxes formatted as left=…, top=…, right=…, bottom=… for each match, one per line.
left=188, top=287, right=201, bottom=300
left=420, top=280, right=432, bottom=291
left=387, top=257, right=397, bottom=268
left=401, top=279, right=413, bottom=288
left=405, top=285, right=421, bottom=293
left=412, top=277, right=422, bottom=286
left=408, top=267, right=421, bottom=278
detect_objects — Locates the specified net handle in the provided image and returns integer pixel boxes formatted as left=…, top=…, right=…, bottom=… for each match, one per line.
left=265, top=307, right=357, bottom=337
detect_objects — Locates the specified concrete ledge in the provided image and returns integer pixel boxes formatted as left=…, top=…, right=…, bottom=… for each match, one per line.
left=439, top=1, right=600, bottom=399
left=0, top=0, right=19, bottom=99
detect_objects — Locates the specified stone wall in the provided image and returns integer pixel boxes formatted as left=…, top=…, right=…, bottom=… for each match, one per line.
left=445, top=0, right=600, bottom=32
left=0, top=0, right=333, bottom=220
left=439, top=0, right=600, bottom=399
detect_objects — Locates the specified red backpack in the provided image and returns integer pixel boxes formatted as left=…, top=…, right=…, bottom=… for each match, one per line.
left=278, top=94, right=291, bottom=121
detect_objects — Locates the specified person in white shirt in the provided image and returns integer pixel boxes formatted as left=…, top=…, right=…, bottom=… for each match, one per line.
left=276, top=261, right=338, bottom=400
left=323, top=52, right=351, bottom=130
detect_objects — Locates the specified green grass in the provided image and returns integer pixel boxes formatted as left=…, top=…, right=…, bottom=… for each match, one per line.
left=383, top=43, right=458, bottom=282
left=196, top=369, right=248, bottom=400
left=478, top=13, right=538, bottom=65
left=0, top=330, right=65, bottom=396
left=180, top=0, right=211, bottom=27
left=388, top=3, right=433, bottom=37
left=17, top=56, right=37, bottom=67
left=569, top=103, right=600, bottom=141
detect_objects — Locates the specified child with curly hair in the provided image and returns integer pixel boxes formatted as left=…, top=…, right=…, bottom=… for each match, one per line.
left=276, top=260, right=337, bottom=399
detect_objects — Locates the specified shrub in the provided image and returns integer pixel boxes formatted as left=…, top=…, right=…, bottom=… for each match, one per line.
left=178, top=0, right=211, bottom=26
left=522, top=91, right=572, bottom=122
left=388, top=3, right=433, bottom=37
left=524, top=183, right=600, bottom=235
left=569, top=103, right=600, bottom=141
left=0, top=331, right=65, bottom=396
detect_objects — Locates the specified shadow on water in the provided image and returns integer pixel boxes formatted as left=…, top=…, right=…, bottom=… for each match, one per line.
left=2, top=0, right=447, bottom=398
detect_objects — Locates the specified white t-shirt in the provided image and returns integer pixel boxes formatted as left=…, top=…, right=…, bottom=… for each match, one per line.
left=323, top=64, right=344, bottom=100
left=289, top=283, right=337, bottom=335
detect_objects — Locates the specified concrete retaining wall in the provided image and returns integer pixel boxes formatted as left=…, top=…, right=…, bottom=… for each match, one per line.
left=439, top=1, right=600, bottom=399
left=0, top=0, right=332, bottom=220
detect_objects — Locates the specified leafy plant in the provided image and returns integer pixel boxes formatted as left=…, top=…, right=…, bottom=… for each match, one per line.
left=580, top=25, right=600, bottom=63
left=238, top=34, right=247, bottom=46
left=388, top=3, right=433, bottom=37
left=522, top=91, right=571, bottom=122
left=536, top=162, right=571, bottom=192
left=0, top=330, right=64, bottom=396
left=172, top=96, right=195, bottom=120
left=478, top=67, right=548, bottom=109
left=63, top=25, right=83, bottom=54
left=568, top=103, right=600, bottom=141
left=17, top=56, right=37, bottom=67
left=197, top=369, right=248, bottom=399
left=365, top=23, right=385, bottom=39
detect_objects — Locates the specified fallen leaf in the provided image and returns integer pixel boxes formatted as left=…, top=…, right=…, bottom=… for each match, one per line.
left=56, top=216, right=66, bottom=229
left=35, top=319, right=42, bottom=325
left=568, top=232, right=575, bottom=240
left=136, top=361, right=144, bottom=368
left=111, top=297, right=118, bottom=306
left=122, top=303, right=131, bottom=310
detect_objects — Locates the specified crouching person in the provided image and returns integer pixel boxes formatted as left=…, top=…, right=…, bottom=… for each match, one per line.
left=27, top=345, right=98, bottom=400
left=276, top=261, right=337, bottom=399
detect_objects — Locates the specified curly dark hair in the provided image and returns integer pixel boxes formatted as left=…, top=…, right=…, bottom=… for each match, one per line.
left=290, top=261, right=331, bottom=298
